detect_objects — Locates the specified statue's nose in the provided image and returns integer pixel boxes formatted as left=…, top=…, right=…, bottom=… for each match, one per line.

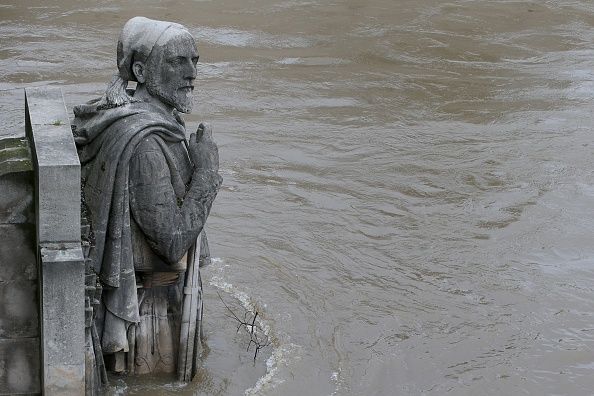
left=185, top=60, right=197, bottom=80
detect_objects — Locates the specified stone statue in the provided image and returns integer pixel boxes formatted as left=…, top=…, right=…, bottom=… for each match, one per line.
left=71, top=16, right=222, bottom=383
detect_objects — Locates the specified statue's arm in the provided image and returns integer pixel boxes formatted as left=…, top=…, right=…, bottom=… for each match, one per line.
left=128, top=138, right=222, bottom=264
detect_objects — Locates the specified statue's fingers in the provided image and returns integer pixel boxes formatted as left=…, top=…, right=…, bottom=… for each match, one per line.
left=196, top=124, right=205, bottom=140
left=189, top=132, right=196, bottom=146
left=202, top=122, right=213, bottom=140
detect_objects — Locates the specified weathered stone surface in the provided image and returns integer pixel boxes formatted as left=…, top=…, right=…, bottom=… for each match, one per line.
left=25, top=87, right=80, bottom=244
left=44, top=365, right=85, bottom=396
left=0, top=89, right=25, bottom=140
left=36, top=164, right=80, bottom=244
left=0, top=171, right=34, bottom=224
left=0, top=224, right=36, bottom=282
left=0, top=137, right=32, bottom=179
left=0, top=91, right=38, bottom=395
left=40, top=243, right=85, bottom=396
left=0, top=135, right=34, bottom=225
left=0, top=279, right=38, bottom=339
left=0, top=338, right=40, bottom=395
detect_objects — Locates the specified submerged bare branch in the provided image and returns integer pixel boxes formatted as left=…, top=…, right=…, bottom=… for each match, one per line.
left=217, top=291, right=271, bottom=362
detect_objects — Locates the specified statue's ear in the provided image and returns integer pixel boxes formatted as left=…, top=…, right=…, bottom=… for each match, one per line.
left=132, top=61, right=146, bottom=84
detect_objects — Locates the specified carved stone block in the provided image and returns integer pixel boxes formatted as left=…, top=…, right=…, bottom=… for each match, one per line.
left=40, top=243, right=85, bottom=396
left=25, top=87, right=80, bottom=244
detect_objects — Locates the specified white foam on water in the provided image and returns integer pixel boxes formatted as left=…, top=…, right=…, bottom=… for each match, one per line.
left=208, top=259, right=302, bottom=396
left=244, top=343, right=301, bottom=396
left=107, top=383, right=128, bottom=395
left=191, top=26, right=314, bottom=49
left=276, top=57, right=351, bottom=66
left=210, top=256, right=224, bottom=264
left=329, top=364, right=347, bottom=396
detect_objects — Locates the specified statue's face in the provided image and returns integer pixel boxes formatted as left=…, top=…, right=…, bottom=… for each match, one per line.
left=145, top=33, right=198, bottom=113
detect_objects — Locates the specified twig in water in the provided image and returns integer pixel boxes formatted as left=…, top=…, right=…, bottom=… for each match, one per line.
left=217, top=291, right=271, bottom=362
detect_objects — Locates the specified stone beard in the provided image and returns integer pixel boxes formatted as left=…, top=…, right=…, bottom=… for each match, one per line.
left=144, top=33, right=197, bottom=114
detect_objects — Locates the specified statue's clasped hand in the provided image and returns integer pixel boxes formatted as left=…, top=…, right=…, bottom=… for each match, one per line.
left=189, top=122, right=219, bottom=173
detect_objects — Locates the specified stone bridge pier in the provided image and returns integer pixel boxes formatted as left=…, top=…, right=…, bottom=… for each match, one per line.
left=0, top=87, right=85, bottom=395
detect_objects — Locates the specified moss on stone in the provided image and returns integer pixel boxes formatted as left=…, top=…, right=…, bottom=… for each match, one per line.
left=0, top=137, right=32, bottom=177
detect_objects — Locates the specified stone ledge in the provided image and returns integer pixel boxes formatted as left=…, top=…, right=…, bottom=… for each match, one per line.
left=40, top=242, right=84, bottom=264
left=25, top=87, right=80, bottom=244
left=25, top=88, right=78, bottom=169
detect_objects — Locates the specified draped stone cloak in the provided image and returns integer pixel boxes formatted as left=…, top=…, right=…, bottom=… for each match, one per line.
left=72, top=100, right=188, bottom=352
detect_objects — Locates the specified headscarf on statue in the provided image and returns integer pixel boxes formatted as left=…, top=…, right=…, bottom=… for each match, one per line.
left=72, top=16, right=189, bottom=354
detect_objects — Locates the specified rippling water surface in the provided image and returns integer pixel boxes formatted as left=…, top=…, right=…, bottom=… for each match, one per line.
left=3, top=0, right=594, bottom=394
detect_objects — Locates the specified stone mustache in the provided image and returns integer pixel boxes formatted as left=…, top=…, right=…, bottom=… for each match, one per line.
left=71, top=16, right=222, bottom=388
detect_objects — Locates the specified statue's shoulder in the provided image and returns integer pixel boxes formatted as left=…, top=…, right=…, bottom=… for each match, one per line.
left=131, top=134, right=167, bottom=159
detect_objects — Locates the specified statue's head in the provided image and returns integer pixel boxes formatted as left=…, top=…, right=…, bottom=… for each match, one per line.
left=116, top=17, right=198, bottom=113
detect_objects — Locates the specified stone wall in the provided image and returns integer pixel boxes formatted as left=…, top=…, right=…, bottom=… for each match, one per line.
left=0, top=89, right=40, bottom=394
left=0, top=87, right=85, bottom=395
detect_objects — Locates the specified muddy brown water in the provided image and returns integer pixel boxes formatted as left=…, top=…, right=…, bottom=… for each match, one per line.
left=3, top=0, right=594, bottom=395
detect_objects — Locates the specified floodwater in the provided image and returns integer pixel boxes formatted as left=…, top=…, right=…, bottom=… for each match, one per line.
left=3, top=0, right=594, bottom=394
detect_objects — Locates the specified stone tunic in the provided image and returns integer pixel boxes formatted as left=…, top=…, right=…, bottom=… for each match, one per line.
left=127, top=135, right=220, bottom=374
left=73, top=98, right=221, bottom=375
